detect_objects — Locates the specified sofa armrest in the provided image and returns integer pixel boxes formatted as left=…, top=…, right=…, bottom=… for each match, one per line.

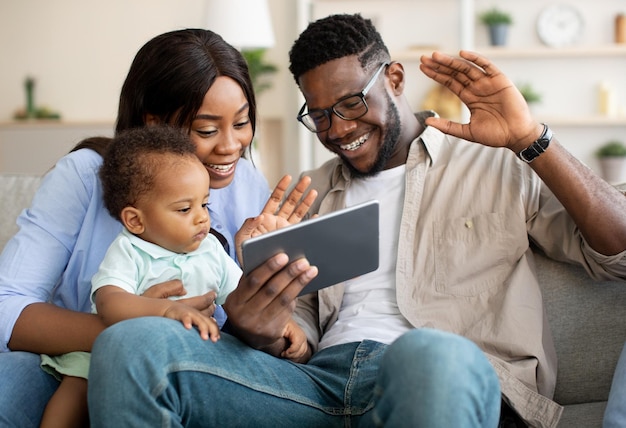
left=0, top=173, right=42, bottom=251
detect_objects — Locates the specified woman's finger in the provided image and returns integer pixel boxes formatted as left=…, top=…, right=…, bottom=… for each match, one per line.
left=141, top=279, right=186, bottom=299
left=262, top=175, right=293, bottom=215
left=275, top=176, right=314, bottom=220
left=178, top=290, right=217, bottom=314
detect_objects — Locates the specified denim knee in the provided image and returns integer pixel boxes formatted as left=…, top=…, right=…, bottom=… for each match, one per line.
left=387, top=328, right=486, bottom=372
left=384, top=328, right=498, bottom=385
left=372, top=328, right=501, bottom=427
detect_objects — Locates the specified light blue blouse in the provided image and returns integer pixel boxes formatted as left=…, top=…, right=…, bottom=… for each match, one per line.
left=0, top=149, right=269, bottom=352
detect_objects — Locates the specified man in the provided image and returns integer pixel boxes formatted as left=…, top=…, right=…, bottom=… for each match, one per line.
left=88, top=14, right=626, bottom=428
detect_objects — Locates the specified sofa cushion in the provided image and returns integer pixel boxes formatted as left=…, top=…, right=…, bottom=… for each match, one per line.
left=0, top=173, right=42, bottom=251
left=535, top=249, right=626, bottom=405
left=557, top=402, right=607, bottom=427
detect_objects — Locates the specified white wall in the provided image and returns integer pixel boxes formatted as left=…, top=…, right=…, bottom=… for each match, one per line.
left=308, top=0, right=626, bottom=174
left=0, top=0, right=215, bottom=122
left=1, top=0, right=625, bottom=178
left=0, top=0, right=301, bottom=181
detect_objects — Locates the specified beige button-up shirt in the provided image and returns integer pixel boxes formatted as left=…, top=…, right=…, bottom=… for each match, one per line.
left=293, top=112, right=626, bottom=428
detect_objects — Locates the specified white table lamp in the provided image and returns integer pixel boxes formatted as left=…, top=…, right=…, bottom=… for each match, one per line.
left=205, top=0, right=275, bottom=49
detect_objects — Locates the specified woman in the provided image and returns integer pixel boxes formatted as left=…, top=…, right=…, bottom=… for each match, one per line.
left=0, top=29, right=314, bottom=427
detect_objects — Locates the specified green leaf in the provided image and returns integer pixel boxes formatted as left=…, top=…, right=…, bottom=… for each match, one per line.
left=479, top=8, right=513, bottom=25
left=596, top=141, right=626, bottom=157
left=241, top=48, right=278, bottom=96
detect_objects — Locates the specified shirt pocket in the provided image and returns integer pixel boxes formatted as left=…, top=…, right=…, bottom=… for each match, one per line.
left=433, top=212, right=521, bottom=297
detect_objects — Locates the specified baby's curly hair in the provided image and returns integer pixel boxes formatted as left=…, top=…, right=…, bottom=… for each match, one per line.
left=288, top=13, right=390, bottom=84
left=99, top=125, right=197, bottom=221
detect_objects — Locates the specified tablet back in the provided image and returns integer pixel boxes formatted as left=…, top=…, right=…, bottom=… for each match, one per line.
left=241, top=200, right=379, bottom=295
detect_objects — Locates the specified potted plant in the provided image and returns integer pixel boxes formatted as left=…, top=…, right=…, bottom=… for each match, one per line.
left=241, top=48, right=277, bottom=97
left=517, top=82, right=542, bottom=109
left=479, top=8, right=513, bottom=46
left=596, top=140, right=626, bottom=184
left=518, top=83, right=541, bottom=104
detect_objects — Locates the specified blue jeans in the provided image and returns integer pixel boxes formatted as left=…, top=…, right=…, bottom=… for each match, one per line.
left=604, top=343, right=626, bottom=428
left=88, top=317, right=500, bottom=427
left=0, top=351, right=60, bottom=427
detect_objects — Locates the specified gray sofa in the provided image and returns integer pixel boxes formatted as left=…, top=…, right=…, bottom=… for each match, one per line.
left=0, top=173, right=42, bottom=251
left=535, top=248, right=626, bottom=426
left=0, top=172, right=625, bottom=427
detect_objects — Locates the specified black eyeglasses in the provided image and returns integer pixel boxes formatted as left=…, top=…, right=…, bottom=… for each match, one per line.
left=297, top=62, right=390, bottom=133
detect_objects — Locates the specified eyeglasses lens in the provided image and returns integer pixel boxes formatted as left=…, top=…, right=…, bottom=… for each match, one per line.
left=302, top=96, right=367, bottom=133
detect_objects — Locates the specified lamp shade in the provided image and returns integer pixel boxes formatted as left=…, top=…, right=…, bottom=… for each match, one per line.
left=205, top=0, right=275, bottom=49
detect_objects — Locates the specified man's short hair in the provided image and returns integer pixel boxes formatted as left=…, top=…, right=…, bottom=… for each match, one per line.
left=288, top=13, right=390, bottom=84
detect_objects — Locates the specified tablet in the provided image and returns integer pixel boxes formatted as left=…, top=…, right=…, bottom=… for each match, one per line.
left=241, top=200, right=379, bottom=296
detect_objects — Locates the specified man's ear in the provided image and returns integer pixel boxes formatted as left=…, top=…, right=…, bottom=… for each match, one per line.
left=386, top=61, right=405, bottom=96
left=121, top=206, right=145, bottom=235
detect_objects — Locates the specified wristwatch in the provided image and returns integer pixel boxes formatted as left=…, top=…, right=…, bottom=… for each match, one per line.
left=518, top=124, right=553, bottom=163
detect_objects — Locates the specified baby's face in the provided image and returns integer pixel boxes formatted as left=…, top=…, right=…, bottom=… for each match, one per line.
left=137, top=157, right=211, bottom=254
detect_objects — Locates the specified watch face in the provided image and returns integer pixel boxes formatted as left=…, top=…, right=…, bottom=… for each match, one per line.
left=536, top=4, right=584, bottom=48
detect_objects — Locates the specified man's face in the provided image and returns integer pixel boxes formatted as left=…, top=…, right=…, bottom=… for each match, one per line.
left=298, top=56, right=403, bottom=178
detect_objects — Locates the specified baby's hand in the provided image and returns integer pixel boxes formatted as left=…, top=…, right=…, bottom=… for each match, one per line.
left=280, top=319, right=310, bottom=363
left=163, top=302, right=220, bottom=342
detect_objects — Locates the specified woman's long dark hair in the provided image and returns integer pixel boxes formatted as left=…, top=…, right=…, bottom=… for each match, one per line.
left=71, top=29, right=256, bottom=157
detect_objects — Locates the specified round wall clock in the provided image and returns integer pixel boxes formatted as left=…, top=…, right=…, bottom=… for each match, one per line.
left=536, top=4, right=585, bottom=48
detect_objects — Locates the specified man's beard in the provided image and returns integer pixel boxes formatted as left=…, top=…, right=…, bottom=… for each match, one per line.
left=344, top=96, right=402, bottom=179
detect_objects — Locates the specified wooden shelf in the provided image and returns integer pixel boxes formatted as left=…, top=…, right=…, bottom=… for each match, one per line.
left=0, top=120, right=114, bottom=130
left=540, top=116, right=626, bottom=127
left=476, top=45, right=626, bottom=59
left=392, top=44, right=626, bottom=61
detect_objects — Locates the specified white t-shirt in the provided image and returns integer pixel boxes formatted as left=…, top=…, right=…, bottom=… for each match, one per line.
left=319, top=165, right=413, bottom=350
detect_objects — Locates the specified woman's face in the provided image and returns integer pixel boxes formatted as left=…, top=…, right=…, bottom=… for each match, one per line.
left=189, top=76, right=253, bottom=189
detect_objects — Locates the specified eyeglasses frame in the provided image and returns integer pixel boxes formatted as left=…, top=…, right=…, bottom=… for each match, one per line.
left=297, top=61, right=391, bottom=133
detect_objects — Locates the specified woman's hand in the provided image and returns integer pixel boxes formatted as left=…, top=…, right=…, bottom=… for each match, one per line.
left=141, top=280, right=217, bottom=318
left=222, top=253, right=318, bottom=355
left=235, top=175, right=318, bottom=264
left=141, top=279, right=187, bottom=299
left=264, top=175, right=318, bottom=226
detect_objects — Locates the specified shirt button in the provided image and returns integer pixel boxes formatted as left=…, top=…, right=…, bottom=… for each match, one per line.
left=465, top=220, right=473, bottom=229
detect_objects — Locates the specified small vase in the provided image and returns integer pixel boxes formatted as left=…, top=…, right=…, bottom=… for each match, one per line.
left=599, top=157, right=626, bottom=184
left=24, top=77, right=36, bottom=118
left=488, top=24, right=509, bottom=46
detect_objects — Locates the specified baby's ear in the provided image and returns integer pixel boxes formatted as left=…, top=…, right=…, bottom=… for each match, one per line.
left=121, top=206, right=144, bottom=234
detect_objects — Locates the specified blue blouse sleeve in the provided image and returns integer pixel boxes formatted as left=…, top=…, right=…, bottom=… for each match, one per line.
left=0, top=149, right=121, bottom=352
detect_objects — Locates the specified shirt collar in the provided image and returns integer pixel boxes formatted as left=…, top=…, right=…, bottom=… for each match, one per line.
left=413, top=110, right=445, bottom=166
left=121, top=228, right=212, bottom=259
